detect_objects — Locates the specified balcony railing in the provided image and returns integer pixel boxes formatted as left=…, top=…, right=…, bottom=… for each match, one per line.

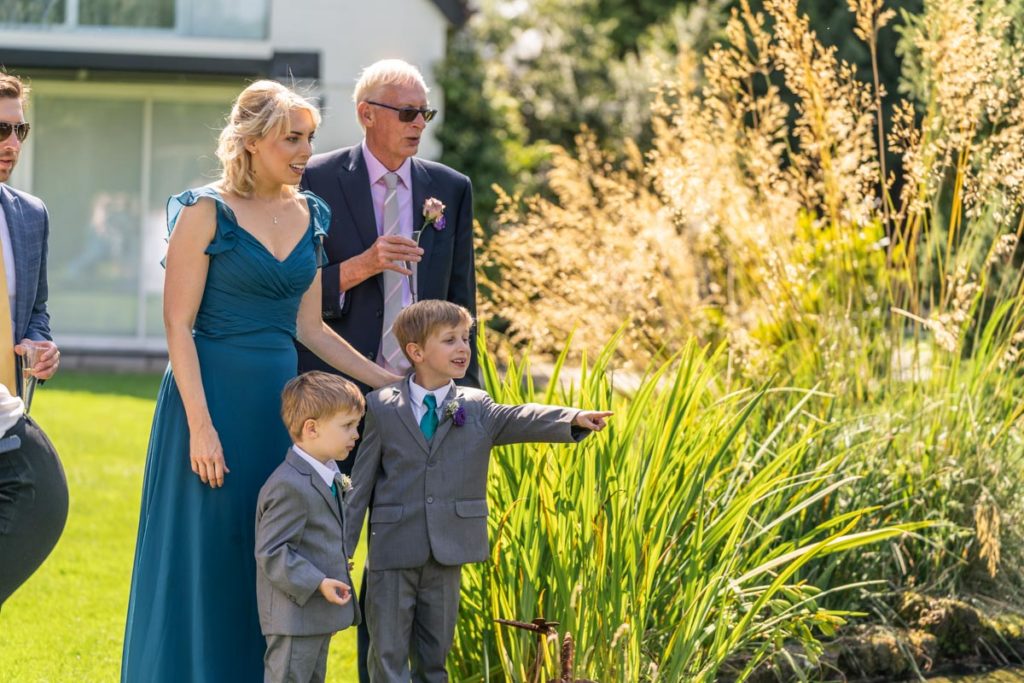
left=1, top=0, right=269, bottom=40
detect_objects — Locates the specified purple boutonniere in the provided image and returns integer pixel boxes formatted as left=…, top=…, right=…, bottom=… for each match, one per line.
left=423, top=197, right=447, bottom=231
left=444, top=400, right=466, bottom=427
left=408, top=197, right=448, bottom=302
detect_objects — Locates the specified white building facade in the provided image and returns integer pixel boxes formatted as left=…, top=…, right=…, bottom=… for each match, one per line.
left=0, top=0, right=465, bottom=352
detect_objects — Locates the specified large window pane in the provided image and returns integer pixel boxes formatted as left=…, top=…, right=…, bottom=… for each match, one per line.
left=79, top=0, right=173, bottom=28
left=144, top=101, right=226, bottom=338
left=184, top=0, right=267, bottom=39
left=33, top=96, right=144, bottom=338
left=0, top=0, right=66, bottom=25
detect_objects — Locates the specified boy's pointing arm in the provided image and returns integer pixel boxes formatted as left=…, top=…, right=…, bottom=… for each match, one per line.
left=483, top=393, right=612, bottom=446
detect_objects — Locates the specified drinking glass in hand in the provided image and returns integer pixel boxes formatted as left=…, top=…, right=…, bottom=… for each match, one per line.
left=19, top=340, right=46, bottom=413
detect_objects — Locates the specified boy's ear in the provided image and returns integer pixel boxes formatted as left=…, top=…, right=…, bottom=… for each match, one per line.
left=405, top=342, right=423, bottom=364
left=301, top=417, right=319, bottom=439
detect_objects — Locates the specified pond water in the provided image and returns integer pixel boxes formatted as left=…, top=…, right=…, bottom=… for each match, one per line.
left=928, top=669, right=1024, bottom=682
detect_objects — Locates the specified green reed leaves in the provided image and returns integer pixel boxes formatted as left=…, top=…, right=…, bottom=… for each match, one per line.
left=450, top=338, right=923, bottom=681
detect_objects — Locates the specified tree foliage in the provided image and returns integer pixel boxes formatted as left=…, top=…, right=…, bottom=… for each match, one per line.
left=436, top=0, right=934, bottom=227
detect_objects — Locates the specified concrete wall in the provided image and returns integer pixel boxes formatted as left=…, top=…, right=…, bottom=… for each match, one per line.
left=0, top=0, right=452, bottom=157
left=269, top=0, right=449, bottom=157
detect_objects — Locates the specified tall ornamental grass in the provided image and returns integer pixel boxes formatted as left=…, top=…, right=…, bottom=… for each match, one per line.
left=475, top=0, right=1024, bottom=608
left=450, top=337, right=923, bottom=682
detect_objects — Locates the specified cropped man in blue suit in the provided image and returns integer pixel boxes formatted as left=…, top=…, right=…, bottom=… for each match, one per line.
left=0, top=72, right=68, bottom=607
left=299, top=59, right=479, bottom=408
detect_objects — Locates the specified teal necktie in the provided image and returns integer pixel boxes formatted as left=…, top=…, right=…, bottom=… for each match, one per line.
left=330, top=481, right=338, bottom=498
left=420, top=394, right=439, bottom=439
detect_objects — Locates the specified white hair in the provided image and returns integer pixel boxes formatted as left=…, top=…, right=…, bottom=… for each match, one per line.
left=352, top=59, right=429, bottom=104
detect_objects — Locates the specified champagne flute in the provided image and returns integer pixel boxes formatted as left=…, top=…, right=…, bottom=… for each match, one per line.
left=20, top=340, right=46, bottom=414
left=406, top=229, right=423, bottom=303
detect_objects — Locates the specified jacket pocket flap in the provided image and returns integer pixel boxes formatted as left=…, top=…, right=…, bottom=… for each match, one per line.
left=370, top=504, right=403, bottom=524
left=455, top=498, right=488, bottom=518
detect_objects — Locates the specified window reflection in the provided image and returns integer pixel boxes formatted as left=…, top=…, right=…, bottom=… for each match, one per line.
left=79, top=0, right=174, bottom=28
left=0, top=0, right=268, bottom=39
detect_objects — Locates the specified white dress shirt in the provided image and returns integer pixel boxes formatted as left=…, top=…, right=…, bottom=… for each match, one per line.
left=0, top=196, right=17, bottom=333
left=292, top=444, right=341, bottom=487
left=0, top=384, right=23, bottom=435
left=408, top=377, right=454, bottom=425
left=339, top=141, right=416, bottom=310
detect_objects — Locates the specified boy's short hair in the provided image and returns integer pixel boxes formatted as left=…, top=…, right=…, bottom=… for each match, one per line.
left=393, top=300, right=474, bottom=361
left=281, top=371, right=365, bottom=440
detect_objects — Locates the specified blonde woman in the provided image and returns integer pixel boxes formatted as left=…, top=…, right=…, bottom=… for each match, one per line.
left=121, top=81, right=398, bottom=682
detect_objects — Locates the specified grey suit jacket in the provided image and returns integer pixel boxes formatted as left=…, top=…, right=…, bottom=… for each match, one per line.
left=0, top=184, right=51, bottom=344
left=346, top=381, right=588, bottom=570
left=255, top=449, right=361, bottom=637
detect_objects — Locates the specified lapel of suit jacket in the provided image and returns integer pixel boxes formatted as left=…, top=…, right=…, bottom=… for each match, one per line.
left=338, top=147, right=383, bottom=296
left=428, top=384, right=462, bottom=456
left=0, top=186, right=27, bottom=339
left=393, top=378, right=431, bottom=454
left=286, top=448, right=343, bottom=527
left=411, top=158, right=436, bottom=296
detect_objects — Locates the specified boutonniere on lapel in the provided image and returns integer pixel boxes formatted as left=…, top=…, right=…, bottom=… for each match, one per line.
left=408, top=198, right=448, bottom=302
left=339, top=475, right=353, bottom=494
left=444, top=400, right=467, bottom=427
left=422, top=197, right=447, bottom=231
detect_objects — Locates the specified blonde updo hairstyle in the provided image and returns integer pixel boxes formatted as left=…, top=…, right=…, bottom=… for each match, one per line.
left=216, top=80, right=321, bottom=197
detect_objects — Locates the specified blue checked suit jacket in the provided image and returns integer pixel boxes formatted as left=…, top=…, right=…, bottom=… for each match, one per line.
left=0, top=184, right=52, bottom=344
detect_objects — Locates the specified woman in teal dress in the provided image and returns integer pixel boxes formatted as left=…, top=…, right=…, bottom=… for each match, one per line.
left=121, top=81, right=398, bottom=682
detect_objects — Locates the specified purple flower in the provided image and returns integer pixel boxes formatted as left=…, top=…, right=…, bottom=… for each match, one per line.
left=423, top=197, right=447, bottom=231
left=452, top=406, right=467, bottom=427
left=444, top=400, right=466, bottom=427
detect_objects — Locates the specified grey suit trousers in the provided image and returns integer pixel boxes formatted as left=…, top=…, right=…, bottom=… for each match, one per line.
left=366, top=557, right=462, bottom=683
left=0, top=416, right=68, bottom=607
left=264, top=633, right=331, bottom=683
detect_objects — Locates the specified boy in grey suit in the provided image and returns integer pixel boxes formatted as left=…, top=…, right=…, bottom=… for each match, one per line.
left=346, top=301, right=612, bottom=682
left=255, top=372, right=366, bottom=683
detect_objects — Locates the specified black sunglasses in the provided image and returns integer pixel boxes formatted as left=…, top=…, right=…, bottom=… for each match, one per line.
left=366, top=101, right=437, bottom=123
left=0, top=121, right=30, bottom=143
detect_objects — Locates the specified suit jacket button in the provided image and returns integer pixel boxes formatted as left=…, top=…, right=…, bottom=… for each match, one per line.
left=367, top=352, right=375, bottom=360
left=376, top=309, right=383, bottom=318
left=427, top=461, right=435, bottom=468
left=426, top=496, right=434, bottom=504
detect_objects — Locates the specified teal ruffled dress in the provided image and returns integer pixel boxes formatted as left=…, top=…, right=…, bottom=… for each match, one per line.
left=121, top=186, right=330, bottom=682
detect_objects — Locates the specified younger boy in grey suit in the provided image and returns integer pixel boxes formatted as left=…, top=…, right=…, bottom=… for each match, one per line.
left=346, top=301, right=612, bottom=682
left=255, top=372, right=366, bottom=683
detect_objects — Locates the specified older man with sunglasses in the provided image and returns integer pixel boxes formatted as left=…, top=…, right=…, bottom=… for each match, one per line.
left=299, top=58, right=479, bottom=415
left=299, top=58, right=479, bottom=682
left=0, top=72, right=68, bottom=609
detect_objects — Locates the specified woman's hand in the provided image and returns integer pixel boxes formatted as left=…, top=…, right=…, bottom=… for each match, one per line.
left=190, top=422, right=230, bottom=488
left=380, top=371, right=403, bottom=387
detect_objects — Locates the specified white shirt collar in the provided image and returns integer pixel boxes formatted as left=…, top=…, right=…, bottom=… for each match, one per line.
left=292, top=444, right=340, bottom=488
left=361, top=139, right=412, bottom=189
left=408, top=376, right=455, bottom=411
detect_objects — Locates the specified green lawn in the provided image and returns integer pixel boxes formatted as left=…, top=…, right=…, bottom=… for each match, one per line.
left=0, top=372, right=362, bottom=682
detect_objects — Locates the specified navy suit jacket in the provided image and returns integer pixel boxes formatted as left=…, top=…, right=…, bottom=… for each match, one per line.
left=298, top=145, right=480, bottom=391
left=0, top=184, right=51, bottom=344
